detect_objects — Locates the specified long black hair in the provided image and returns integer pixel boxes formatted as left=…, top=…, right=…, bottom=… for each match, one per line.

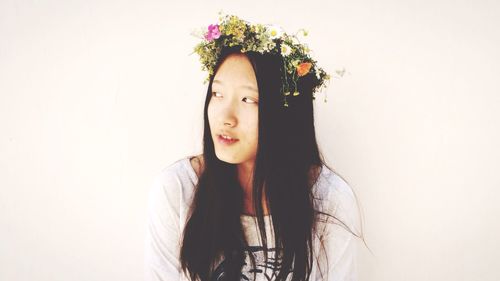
left=180, top=46, right=362, bottom=281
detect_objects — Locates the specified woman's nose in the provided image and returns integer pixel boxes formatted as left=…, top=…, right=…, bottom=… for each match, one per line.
left=219, top=102, right=237, bottom=127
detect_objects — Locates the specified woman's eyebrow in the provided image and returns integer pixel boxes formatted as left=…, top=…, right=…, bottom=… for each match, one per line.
left=213, top=79, right=258, bottom=92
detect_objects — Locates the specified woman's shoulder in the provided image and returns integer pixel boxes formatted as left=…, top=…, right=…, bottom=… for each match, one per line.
left=147, top=156, right=200, bottom=213
left=314, top=165, right=361, bottom=233
left=315, top=165, right=356, bottom=201
left=150, top=155, right=200, bottom=192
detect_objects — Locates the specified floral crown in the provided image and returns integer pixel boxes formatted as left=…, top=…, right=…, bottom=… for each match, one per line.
left=191, top=12, right=344, bottom=107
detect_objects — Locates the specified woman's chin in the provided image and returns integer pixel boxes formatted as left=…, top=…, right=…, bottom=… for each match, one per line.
left=215, top=151, right=239, bottom=164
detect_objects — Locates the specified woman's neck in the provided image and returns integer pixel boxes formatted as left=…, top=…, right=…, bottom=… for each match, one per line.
left=237, top=161, right=270, bottom=216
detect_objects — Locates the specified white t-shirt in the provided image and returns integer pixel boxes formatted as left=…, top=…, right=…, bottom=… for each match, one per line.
left=144, top=157, right=361, bottom=281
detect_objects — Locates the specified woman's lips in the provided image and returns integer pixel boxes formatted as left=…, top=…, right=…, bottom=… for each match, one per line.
left=218, top=134, right=239, bottom=145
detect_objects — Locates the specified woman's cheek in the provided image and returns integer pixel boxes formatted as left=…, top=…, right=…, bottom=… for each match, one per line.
left=207, top=103, right=216, bottom=124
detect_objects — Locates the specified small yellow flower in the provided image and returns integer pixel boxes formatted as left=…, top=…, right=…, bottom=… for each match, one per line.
left=293, top=91, right=300, bottom=96
left=251, top=24, right=265, bottom=33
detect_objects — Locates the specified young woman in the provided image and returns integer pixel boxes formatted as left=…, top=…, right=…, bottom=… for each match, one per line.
left=145, top=14, right=363, bottom=281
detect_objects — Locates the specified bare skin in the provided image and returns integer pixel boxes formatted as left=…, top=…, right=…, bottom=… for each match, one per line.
left=189, top=154, right=322, bottom=216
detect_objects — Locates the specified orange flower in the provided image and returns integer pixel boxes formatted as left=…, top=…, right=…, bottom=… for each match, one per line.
left=296, top=62, right=312, bottom=77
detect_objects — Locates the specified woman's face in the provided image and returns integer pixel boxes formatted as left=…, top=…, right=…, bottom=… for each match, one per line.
left=208, top=53, right=259, bottom=166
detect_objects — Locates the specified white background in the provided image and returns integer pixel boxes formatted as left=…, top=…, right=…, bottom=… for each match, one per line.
left=1, top=0, right=499, bottom=280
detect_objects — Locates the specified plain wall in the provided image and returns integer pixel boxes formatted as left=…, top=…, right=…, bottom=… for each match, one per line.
left=1, top=0, right=499, bottom=280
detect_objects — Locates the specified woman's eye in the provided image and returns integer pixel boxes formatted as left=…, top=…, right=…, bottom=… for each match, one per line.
left=211, top=92, right=257, bottom=104
left=243, top=97, right=258, bottom=104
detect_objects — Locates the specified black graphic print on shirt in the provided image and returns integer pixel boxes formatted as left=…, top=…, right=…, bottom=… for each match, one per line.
left=210, top=246, right=293, bottom=281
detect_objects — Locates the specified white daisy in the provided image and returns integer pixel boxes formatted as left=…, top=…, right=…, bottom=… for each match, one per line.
left=280, top=43, right=292, bottom=56
left=266, top=24, right=284, bottom=39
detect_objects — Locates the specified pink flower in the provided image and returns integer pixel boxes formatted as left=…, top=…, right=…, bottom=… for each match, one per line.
left=204, top=24, right=221, bottom=41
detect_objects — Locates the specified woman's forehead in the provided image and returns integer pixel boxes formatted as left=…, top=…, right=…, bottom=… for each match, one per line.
left=212, top=79, right=258, bottom=93
left=214, top=54, right=257, bottom=87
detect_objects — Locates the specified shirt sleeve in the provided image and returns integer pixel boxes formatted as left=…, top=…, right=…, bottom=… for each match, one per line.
left=316, top=175, right=361, bottom=281
left=144, top=169, right=182, bottom=281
